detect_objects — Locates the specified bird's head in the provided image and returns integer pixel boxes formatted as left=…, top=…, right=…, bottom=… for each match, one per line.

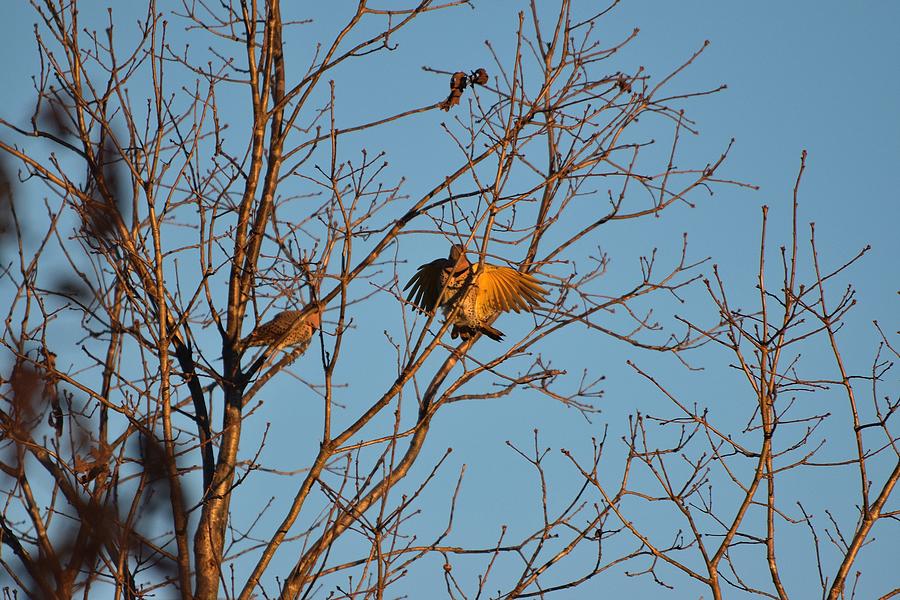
left=448, top=244, right=470, bottom=270
left=306, top=304, right=323, bottom=330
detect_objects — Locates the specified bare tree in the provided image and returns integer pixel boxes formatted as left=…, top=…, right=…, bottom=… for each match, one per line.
left=560, top=152, right=899, bottom=599
left=0, top=1, right=895, bottom=599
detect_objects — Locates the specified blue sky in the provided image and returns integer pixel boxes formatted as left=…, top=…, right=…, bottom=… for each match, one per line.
left=2, top=1, right=898, bottom=598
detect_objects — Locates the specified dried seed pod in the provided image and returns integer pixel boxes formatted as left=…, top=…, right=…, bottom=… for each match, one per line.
left=471, top=68, right=488, bottom=86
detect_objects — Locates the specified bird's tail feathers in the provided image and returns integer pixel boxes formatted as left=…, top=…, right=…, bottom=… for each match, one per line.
left=479, top=324, right=505, bottom=341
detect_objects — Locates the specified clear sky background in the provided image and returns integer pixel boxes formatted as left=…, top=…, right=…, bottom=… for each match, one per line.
left=2, top=1, right=898, bottom=598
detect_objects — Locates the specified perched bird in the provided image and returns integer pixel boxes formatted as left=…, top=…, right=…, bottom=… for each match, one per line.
left=240, top=307, right=321, bottom=353
left=404, top=244, right=547, bottom=341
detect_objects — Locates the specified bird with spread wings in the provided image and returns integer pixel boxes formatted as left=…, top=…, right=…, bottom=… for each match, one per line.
left=404, top=244, right=548, bottom=341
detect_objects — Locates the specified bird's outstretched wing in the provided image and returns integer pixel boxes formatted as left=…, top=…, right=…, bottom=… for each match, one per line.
left=404, top=258, right=451, bottom=313
left=475, top=265, right=548, bottom=313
